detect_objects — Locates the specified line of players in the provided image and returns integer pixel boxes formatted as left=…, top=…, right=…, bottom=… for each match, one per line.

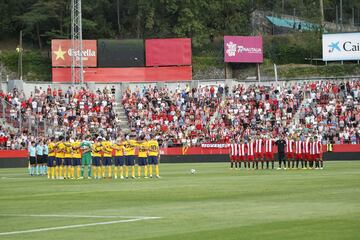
left=29, top=134, right=160, bottom=179
left=228, top=135, right=324, bottom=170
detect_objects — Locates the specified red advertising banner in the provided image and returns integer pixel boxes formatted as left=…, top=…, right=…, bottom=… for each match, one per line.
left=52, top=66, right=192, bottom=83
left=145, top=38, right=192, bottom=66
left=51, top=39, right=97, bottom=67
left=224, top=36, right=263, bottom=63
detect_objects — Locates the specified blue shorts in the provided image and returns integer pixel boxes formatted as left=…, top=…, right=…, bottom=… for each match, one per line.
left=92, top=157, right=102, bottom=166
left=102, top=157, right=112, bottom=166
left=72, top=158, right=81, bottom=166
left=148, top=156, right=158, bottom=165
left=114, top=156, right=124, bottom=166
left=56, top=158, right=63, bottom=166
left=125, top=155, right=135, bottom=166
left=64, top=158, right=72, bottom=166
left=137, top=157, right=148, bottom=166
left=47, top=156, right=55, bottom=167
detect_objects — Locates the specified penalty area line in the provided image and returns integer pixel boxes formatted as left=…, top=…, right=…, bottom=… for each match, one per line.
left=0, top=217, right=161, bottom=236
left=0, top=213, right=160, bottom=219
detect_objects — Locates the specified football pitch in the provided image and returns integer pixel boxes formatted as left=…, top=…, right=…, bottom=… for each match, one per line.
left=0, top=161, right=359, bottom=240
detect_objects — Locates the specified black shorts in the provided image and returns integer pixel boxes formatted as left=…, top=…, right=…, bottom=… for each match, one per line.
left=114, top=156, right=124, bottom=166
left=29, top=156, right=36, bottom=165
left=47, top=156, right=55, bottom=167
left=137, top=157, right=148, bottom=166
left=37, top=155, right=44, bottom=164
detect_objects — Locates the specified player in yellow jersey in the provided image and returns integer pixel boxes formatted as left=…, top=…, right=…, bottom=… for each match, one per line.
left=102, top=136, right=113, bottom=178
left=112, top=137, right=125, bottom=179
left=137, top=136, right=148, bottom=178
left=55, top=136, right=65, bottom=179
left=124, top=135, right=138, bottom=179
left=63, top=137, right=73, bottom=179
left=92, top=138, right=103, bottom=179
left=72, top=138, right=82, bottom=179
left=47, top=137, right=56, bottom=179
left=148, top=135, right=160, bottom=178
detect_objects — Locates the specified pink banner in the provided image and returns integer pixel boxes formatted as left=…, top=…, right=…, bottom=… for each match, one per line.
left=224, top=36, right=263, bottom=63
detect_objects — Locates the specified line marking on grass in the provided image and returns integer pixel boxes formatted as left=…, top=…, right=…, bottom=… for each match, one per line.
left=0, top=214, right=160, bottom=219
left=0, top=215, right=161, bottom=236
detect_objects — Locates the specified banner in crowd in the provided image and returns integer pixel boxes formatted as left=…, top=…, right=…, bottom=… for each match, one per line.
left=322, top=32, right=360, bottom=61
left=51, top=40, right=97, bottom=67
left=224, top=36, right=263, bottom=63
left=145, top=38, right=192, bottom=66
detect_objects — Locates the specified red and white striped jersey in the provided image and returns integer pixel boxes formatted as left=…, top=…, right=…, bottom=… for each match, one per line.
left=247, top=142, right=254, bottom=156
left=302, top=140, right=310, bottom=153
left=265, top=139, right=274, bottom=153
left=286, top=139, right=294, bottom=153
left=309, top=142, right=316, bottom=154
left=255, top=139, right=263, bottom=153
left=295, top=141, right=302, bottom=154
left=238, top=143, right=246, bottom=156
left=229, top=143, right=238, bottom=156
left=312, top=140, right=322, bottom=154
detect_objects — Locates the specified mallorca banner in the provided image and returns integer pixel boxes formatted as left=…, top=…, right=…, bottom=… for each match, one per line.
left=224, top=36, right=263, bottom=63
left=51, top=39, right=97, bottom=67
left=322, top=32, right=360, bottom=61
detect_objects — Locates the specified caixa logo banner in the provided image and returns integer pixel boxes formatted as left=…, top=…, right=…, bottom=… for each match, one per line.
left=51, top=39, right=97, bottom=67
left=322, top=33, right=360, bottom=61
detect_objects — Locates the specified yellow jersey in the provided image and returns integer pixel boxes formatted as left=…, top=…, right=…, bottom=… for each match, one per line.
left=48, top=142, right=56, bottom=157
left=102, top=141, right=113, bottom=157
left=72, top=141, right=81, bottom=158
left=148, top=140, right=159, bottom=156
left=138, top=141, right=148, bottom=158
left=55, top=142, right=65, bottom=158
left=64, top=142, right=73, bottom=158
left=112, top=142, right=124, bottom=156
left=92, top=143, right=102, bottom=157
left=124, top=140, right=138, bottom=156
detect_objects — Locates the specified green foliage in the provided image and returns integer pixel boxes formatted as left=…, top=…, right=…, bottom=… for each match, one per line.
left=264, top=32, right=322, bottom=64
left=0, top=50, right=51, bottom=81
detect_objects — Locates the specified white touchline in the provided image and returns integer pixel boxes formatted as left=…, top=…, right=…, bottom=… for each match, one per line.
left=0, top=214, right=161, bottom=219
left=0, top=217, right=161, bottom=236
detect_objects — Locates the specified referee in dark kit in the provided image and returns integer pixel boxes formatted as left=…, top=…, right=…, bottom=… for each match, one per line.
left=276, top=135, right=287, bottom=170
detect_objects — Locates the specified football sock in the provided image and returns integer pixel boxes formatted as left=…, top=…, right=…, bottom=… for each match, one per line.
left=247, top=162, right=250, bottom=168
left=108, top=166, right=112, bottom=177
left=144, top=166, right=148, bottom=177
left=252, top=162, right=255, bottom=169
left=30, top=166, right=34, bottom=175
left=36, top=165, right=39, bottom=175
left=138, top=166, right=141, bottom=177
left=63, top=166, right=67, bottom=178
left=55, top=166, right=59, bottom=177
left=120, top=166, right=123, bottom=177
left=261, top=161, right=263, bottom=169
left=76, top=166, right=80, bottom=178
left=81, top=165, right=84, bottom=177
left=266, top=161, right=269, bottom=169
left=102, top=166, right=105, bottom=178
left=92, top=166, right=97, bottom=178
left=87, top=165, right=91, bottom=177
left=68, top=166, right=71, bottom=178
left=59, top=166, right=63, bottom=177
left=271, top=161, right=274, bottom=169
left=238, top=162, right=241, bottom=169
left=230, top=162, right=233, bottom=168
left=114, top=166, right=118, bottom=178
left=125, top=166, right=129, bottom=178
left=155, top=165, right=159, bottom=176
left=51, top=167, right=55, bottom=178
left=149, top=165, right=153, bottom=176
left=131, top=166, right=135, bottom=177
left=320, top=161, right=323, bottom=168
left=97, top=167, right=101, bottom=178
left=71, top=166, right=75, bottom=178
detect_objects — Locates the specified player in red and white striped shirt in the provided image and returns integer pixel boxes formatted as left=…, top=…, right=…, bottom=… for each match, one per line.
left=309, top=138, right=316, bottom=169
left=238, top=139, right=247, bottom=169
left=246, top=138, right=255, bottom=169
left=302, top=137, right=310, bottom=169
left=294, top=136, right=303, bottom=169
left=264, top=136, right=275, bottom=169
left=313, top=136, right=323, bottom=169
left=286, top=136, right=295, bottom=169
left=254, top=136, right=264, bottom=169
left=229, top=139, right=238, bottom=169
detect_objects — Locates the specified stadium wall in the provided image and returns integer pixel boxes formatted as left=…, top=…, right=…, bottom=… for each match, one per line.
left=0, top=145, right=359, bottom=168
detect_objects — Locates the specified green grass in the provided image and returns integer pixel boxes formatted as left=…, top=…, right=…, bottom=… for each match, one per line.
left=0, top=161, right=359, bottom=240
